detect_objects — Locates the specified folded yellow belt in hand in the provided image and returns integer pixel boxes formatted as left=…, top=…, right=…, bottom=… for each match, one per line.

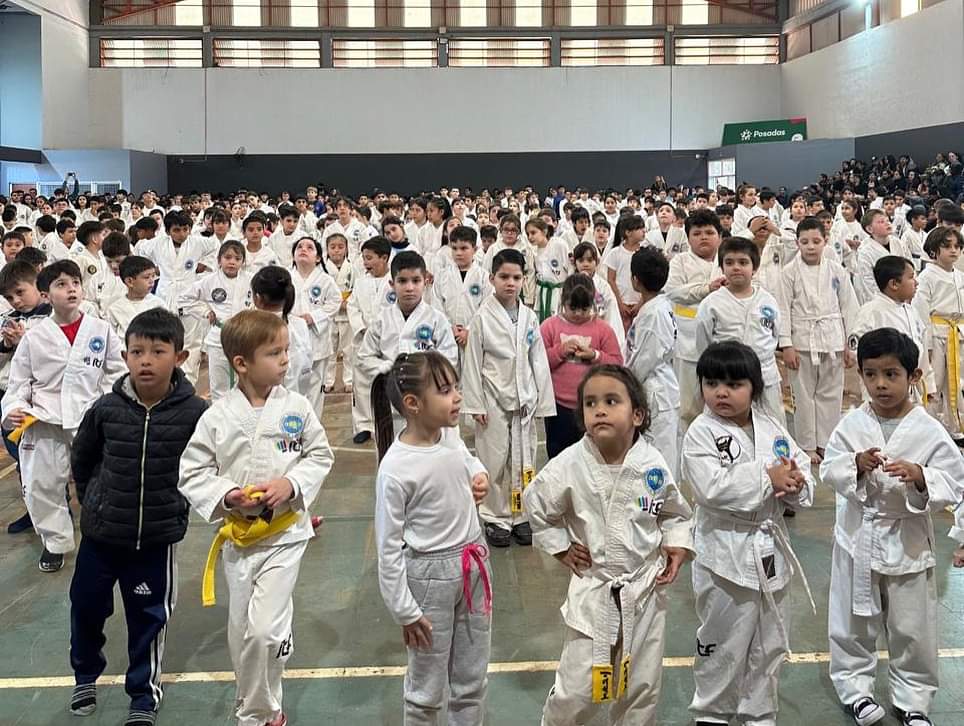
left=7, top=415, right=37, bottom=444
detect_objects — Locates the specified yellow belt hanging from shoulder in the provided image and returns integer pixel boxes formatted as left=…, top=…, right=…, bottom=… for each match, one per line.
left=672, top=304, right=697, bottom=319
left=931, top=315, right=962, bottom=429
left=201, top=487, right=300, bottom=607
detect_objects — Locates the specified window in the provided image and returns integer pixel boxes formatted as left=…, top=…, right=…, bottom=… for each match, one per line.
left=460, top=0, right=487, bottom=26
left=290, top=0, right=319, bottom=26
left=675, top=36, right=779, bottom=64
left=570, top=0, right=598, bottom=27
left=232, top=0, right=261, bottom=26
left=562, top=38, right=664, bottom=65
left=404, top=0, right=432, bottom=26
left=174, top=0, right=203, bottom=25
left=708, top=158, right=736, bottom=192
left=625, top=0, right=653, bottom=26
left=333, top=40, right=438, bottom=67
left=680, top=0, right=708, bottom=25
left=515, top=0, right=542, bottom=27
left=214, top=39, right=322, bottom=67
left=348, top=0, right=376, bottom=27
left=900, top=0, right=920, bottom=17
left=100, top=38, right=203, bottom=67
left=449, top=38, right=550, bottom=66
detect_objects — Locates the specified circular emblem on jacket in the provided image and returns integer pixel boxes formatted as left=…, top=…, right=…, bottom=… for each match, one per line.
left=386, top=291, right=397, bottom=304
left=416, top=324, right=433, bottom=341
left=645, top=468, right=665, bottom=493
left=772, top=437, right=791, bottom=459
left=311, top=285, right=322, bottom=298
left=87, top=264, right=97, bottom=275
left=89, top=336, right=105, bottom=353
left=211, top=288, right=227, bottom=303
left=470, top=284, right=481, bottom=296
left=281, top=414, right=305, bottom=437
left=184, top=259, right=195, bottom=270
left=526, top=328, right=535, bottom=345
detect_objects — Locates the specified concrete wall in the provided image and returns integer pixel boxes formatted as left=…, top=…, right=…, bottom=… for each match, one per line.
left=87, top=65, right=782, bottom=155
left=781, top=0, right=964, bottom=139
left=0, top=13, right=42, bottom=150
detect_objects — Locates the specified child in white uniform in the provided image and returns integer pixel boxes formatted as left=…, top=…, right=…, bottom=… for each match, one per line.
left=2, top=259, right=125, bottom=572
left=322, top=233, right=353, bottom=393
left=779, top=217, right=859, bottom=463
left=821, top=328, right=964, bottom=726
left=695, top=237, right=786, bottom=426
left=372, top=352, right=491, bottom=725
left=854, top=210, right=912, bottom=304
left=463, top=248, right=556, bottom=549
left=105, top=256, right=165, bottom=345
left=526, top=365, right=694, bottom=726
left=664, top=209, right=725, bottom=428
left=241, top=214, right=281, bottom=273
left=527, top=218, right=570, bottom=322
left=684, top=341, right=815, bottom=726
left=290, top=237, right=341, bottom=417
left=625, top=247, right=680, bottom=477
left=178, top=241, right=253, bottom=402
left=251, top=267, right=313, bottom=401
left=178, top=310, right=333, bottom=726
left=913, top=227, right=964, bottom=442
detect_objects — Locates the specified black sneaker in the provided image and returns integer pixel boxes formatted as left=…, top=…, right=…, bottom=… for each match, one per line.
left=848, top=696, right=885, bottom=726
left=39, top=548, right=64, bottom=573
left=69, top=683, right=96, bottom=716
left=352, top=431, right=371, bottom=444
left=6, top=511, right=33, bottom=534
left=484, top=522, right=511, bottom=548
left=511, top=522, right=533, bottom=546
left=893, top=707, right=932, bottom=726
left=124, top=710, right=157, bottom=726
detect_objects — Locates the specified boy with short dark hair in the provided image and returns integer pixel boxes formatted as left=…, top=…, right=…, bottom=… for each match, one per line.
left=821, top=328, right=964, bottom=726
left=855, top=209, right=912, bottom=304
left=463, top=249, right=556, bottom=548
left=106, top=256, right=165, bottom=343
left=1, top=260, right=125, bottom=571
left=67, top=308, right=207, bottom=726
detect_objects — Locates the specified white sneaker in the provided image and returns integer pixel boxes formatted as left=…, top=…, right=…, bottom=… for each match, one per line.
left=850, top=697, right=886, bottom=726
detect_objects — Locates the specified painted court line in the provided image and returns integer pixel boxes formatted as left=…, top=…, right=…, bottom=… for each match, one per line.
left=0, top=461, right=18, bottom=478
left=3, top=649, right=964, bottom=690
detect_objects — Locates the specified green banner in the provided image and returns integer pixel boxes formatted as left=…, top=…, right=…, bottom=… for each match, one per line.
left=722, top=118, right=807, bottom=146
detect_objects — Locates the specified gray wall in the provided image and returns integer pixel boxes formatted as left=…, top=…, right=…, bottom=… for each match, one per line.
left=0, top=13, right=42, bottom=150
left=709, top=138, right=856, bottom=191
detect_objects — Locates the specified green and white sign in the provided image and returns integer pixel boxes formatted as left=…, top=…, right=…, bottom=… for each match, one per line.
left=722, top=118, right=807, bottom=146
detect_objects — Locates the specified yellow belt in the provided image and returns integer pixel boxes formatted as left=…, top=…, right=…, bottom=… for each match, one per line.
left=7, top=414, right=37, bottom=444
left=201, top=488, right=300, bottom=607
left=931, top=315, right=962, bottom=428
left=673, top=304, right=697, bottom=319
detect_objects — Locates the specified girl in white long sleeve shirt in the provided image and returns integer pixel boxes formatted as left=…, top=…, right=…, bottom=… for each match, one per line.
left=373, top=351, right=491, bottom=726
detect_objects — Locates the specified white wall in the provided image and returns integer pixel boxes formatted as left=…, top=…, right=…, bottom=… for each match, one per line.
left=87, top=64, right=781, bottom=155
left=0, top=13, right=42, bottom=149
left=781, top=0, right=964, bottom=139
left=13, top=0, right=95, bottom=150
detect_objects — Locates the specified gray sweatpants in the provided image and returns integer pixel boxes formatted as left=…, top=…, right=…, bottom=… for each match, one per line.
left=404, top=543, right=493, bottom=725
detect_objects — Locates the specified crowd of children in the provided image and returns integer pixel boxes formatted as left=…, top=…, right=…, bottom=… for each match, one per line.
left=2, top=179, right=964, bottom=726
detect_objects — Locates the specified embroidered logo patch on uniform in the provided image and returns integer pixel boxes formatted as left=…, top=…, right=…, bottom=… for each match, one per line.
left=469, top=284, right=481, bottom=296
left=280, top=414, right=304, bottom=437
left=760, top=305, right=776, bottom=321
left=645, top=468, right=665, bottom=493
left=550, top=258, right=559, bottom=269
left=715, top=435, right=741, bottom=465
left=89, top=336, right=105, bottom=353
left=848, top=334, right=858, bottom=351
left=772, top=437, right=791, bottom=458
left=526, top=328, right=535, bottom=345
left=386, top=291, right=397, bottom=304
left=184, top=259, right=195, bottom=270
left=310, top=285, right=322, bottom=298
left=87, top=264, right=97, bottom=275
left=211, top=288, right=227, bottom=303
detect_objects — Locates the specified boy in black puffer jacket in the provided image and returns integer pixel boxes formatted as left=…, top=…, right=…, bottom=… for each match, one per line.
left=67, top=308, right=208, bottom=726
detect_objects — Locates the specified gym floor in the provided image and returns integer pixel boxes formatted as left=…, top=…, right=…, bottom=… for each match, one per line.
left=3, top=377, right=964, bottom=725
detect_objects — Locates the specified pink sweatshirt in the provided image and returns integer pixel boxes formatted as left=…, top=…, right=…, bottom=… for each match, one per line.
left=540, top=314, right=623, bottom=409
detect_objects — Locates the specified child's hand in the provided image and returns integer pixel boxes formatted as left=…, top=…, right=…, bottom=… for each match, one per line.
left=783, top=347, right=800, bottom=370
left=709, top=275, right=728, bottom=292
left=301, top=313, right=315, bottom=327
left=470, top=472, right=489, bottom=504
left=554, top=543, right=593, bottom=577
left=402, top=616, right=433, bottom=650
left=195, top=262, right=210, bottom=274
left=1, top=320, right=24, bottom=347
left=560, top=338, right=580, bottom=357
left=767, top=456, right=802, bottom=499
left=844, top=350, right=856, bottom=369
left=6, top=408, right=26, bottom=428
left=883, top=459, right=925, bottom=491
left=472, top=413, right=488, bottom=427
left=856, top=447, right=884, bottom=475
left=953, top=547, right=964, bottom=568
left=453, top=325, right=468, bottom=347
left=576, top=344, right=596, bottom=362
left=656, top=546, right=689, bottom=586
left=207, top=310, right=217, bottom=325
left=249, top=477, right=295, bottom=509
left=223, top=487, right=261, bottom=509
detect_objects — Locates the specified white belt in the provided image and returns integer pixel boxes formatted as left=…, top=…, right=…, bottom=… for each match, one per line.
left=797, top=313, right=843, bottom=365
left=851, top=507, right=914, bottom=617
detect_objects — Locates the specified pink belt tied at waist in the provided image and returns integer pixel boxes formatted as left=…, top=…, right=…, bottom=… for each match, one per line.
left=461, top=543, right=493, bottom=615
